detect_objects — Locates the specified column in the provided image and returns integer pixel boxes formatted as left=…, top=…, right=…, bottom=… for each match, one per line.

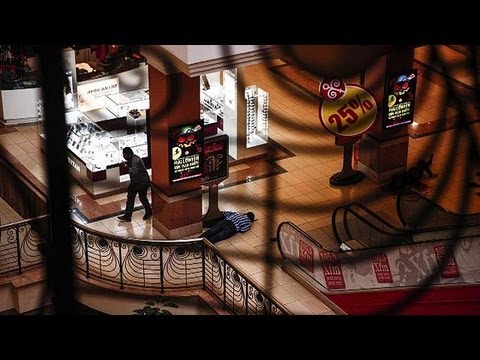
left=148, top=65, right=202, bottom=238
left=358, top=47, right=415, bottom=183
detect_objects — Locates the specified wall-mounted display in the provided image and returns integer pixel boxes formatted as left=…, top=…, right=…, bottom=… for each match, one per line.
left=202, top=134, right=229, bottom=185
left=245, top=85, right=269, bottom=148
left=383, top=69, right=418, bottom=129
left=169, top=122, right=204, bottom=183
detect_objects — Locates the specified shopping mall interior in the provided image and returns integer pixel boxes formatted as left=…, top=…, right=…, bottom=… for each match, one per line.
left=0, top=45, right=479, bottom=315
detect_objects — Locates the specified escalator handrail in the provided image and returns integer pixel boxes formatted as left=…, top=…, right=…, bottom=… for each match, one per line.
left=342, top=203, right=480, bottom=247
left=396, top=189, right=480, bottom=227
left=333, top=202, right=429, bottom=245
left=331, top=205, right=347, bottom=245
left=346, top=202, right=404, bottom=231
left=342, top=206, right=411, bottom=244
left=276, top=221, right=331, bottom=261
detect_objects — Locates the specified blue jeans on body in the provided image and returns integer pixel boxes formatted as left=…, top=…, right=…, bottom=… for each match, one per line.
left=201, top=219, right=237, bottom=243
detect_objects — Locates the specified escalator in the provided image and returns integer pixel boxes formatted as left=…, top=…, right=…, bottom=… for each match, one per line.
left=277, top=190, right=480, bottom=315
left=396, top=189, right=480, bottom=230
left=333, top=197, right=480, bottom=250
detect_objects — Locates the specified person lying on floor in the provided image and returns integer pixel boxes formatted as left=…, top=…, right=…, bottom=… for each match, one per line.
left=201, top=211, right=255, bottom=244
left=389, top=153, right=437, bottom=191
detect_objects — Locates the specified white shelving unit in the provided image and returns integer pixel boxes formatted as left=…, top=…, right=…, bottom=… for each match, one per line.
left=245, top=85, right=269, bottom=148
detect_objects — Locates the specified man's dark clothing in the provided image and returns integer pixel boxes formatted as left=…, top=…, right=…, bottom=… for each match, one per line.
left=201, top=211, right=253, bottom=244
left=124, top=154, right=151, bottom=219
left=127, top=154, right=150, bottom=190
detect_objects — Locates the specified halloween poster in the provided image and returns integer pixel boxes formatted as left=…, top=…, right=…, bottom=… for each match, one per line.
left=169, top=122, right=203, bottom=183
left=383, top=69, right=418, bottom=129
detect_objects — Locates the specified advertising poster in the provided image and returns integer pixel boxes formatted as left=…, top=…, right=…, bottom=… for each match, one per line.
left=371, top=253, right=393, bottom=283
left=434, top=245, right=460, bottom=278
left=319, top=251, right=346, bottom=289
left=299, top=240, right=314, bottom=273
left=169, top=122, right=203, bottom=183
left=202, top=134, right=229, bottom=185
left=319, top=80, right=377, bottom=138
left=383, top=69, right=418, bottom=129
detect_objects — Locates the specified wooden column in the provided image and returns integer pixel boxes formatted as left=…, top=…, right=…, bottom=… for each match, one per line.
left=148, top=66, right=202, bottom=238
left=358, top=47, right=415, bottom=183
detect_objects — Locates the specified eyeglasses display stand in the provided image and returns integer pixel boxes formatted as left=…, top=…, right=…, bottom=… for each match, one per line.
left=245, top=85, right=269, bottom=148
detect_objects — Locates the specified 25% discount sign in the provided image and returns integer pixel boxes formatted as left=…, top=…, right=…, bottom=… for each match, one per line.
left=318, top=79, right=378, bottom=186
left=319, top=84, right=377, bottom=137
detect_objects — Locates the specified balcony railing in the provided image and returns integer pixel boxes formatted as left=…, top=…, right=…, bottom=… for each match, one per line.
left=0, top=216, right=288, bottom=315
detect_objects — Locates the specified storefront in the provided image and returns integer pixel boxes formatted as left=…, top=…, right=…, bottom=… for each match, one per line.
left=38, top=47, right=151, bottom=198
left=200, top=67, right=269, bottom=161
left=2, top=45, right=272, bottom=201
left=0, top=47, right=72, bottom=126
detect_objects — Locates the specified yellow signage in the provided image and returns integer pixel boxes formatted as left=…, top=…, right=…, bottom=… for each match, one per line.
left=319, top=85, right=377, bottom=137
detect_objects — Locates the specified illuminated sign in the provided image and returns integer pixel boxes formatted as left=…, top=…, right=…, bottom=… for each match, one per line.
left=383, top=69, right=418, bottom=129
left=169, top=122, right=203, bottom=183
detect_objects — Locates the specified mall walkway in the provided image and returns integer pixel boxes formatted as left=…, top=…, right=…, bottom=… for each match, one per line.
left=1, top=45, right=479, bottom=314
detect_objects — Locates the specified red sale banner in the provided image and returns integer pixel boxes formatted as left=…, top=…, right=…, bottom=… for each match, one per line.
left=299, top=240, right=314, bottom=273
left=371, top=253, right=393, bottom=283
left=434, top=245, right=460, bottom=278
left=319, top=252, right=345, bottom=289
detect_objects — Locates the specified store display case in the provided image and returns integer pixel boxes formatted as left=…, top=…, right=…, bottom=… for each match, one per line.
left=39, top=109, right=150, bottom=198
left=201, top=86, right=224, bottom=130
left=245, top=85, right=269, bottom=148
left=202, top=110, right=219, bottom=137
left=106, top=89, right=149, bottom=127
left=35, top=58, right=150, bottom=198
left=66, top=115, right=148, bottom=171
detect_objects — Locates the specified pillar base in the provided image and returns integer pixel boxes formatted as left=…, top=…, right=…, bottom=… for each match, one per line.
left=358, top=135, right=409, bottom=184
left=152, top=218, right=203, bottom=239
left=151, top=187, right=203, bottom=239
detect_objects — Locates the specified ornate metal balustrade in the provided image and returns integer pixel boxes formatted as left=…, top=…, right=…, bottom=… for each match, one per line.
left=1, top=216, right=288, bottom=315
left=203, top=242, right=287, bottom=315
left=71, top=224, right=204, bottom=291
left=0, top=215, right=48, bottom=275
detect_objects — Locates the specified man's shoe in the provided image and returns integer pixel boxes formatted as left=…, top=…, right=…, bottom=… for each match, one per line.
left=143, top=213, right=152, bottom=220
left=117, top=215, right=131, bottom=222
